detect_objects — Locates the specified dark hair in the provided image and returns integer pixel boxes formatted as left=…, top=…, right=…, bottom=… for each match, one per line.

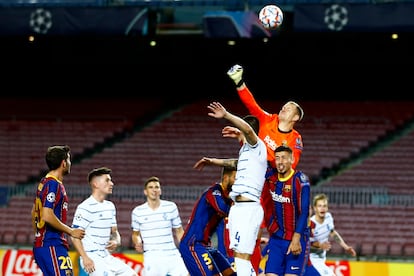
left=243, top=115, right=260, bottom=135
left=222, top=163, right=237, bottom=175
left=87, top=167, right=112, bottom=183
left=45, top=145, right=71, bottom=171
left=144, top=176, right=160, bottom=188
left=275, top=145, right=293, bottom=154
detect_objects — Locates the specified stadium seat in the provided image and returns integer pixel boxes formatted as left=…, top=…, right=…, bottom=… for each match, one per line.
left=359, top=241, right=375, bottom=257
left=403, top=243, right=414, bottom=257
left=375, top=242, right=389, bottom=257
left=15, top=231, right=30, bottom=245
left=1, top=230, right=15, bottom=245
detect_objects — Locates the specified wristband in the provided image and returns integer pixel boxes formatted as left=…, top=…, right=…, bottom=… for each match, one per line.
left=236, top=79, right=244, bottom=88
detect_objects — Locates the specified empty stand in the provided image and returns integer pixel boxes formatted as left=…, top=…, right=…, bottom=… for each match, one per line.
left=329, top=242, right=346, bottom=256
left=0, top=119, right=133, bottom=184
left=403, top=243, right=414, bottom=257
left=375, top=242, right=390, bottom=257
left=389, top=241, right=405, bottom=257
left=3, top=99, right=412, bottom=191
left=3, top=194, right=414, bottom=260
left=359, top=240, right=376, bottom=257
left=16, top=231, right=30, bottom=245
left=0, top=97, right=170, bottom=186
left=1, top=230, right=15, bottom=245
left=1, top=99, right=414, bottom=262
left=66, top=100, right=413, bottom=188
left=68, top=99, right=245, bottom=187
left=324, top=204, right=414, bottom=258
left=296, top=101, right=414, bottom=179
left=325, top=127, right=414, bottom=195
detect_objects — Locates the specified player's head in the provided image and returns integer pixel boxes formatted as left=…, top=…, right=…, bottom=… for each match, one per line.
left=87, top=167, right=113, bottom=194
left=45, top=145, right=71, bottom=175
left=280, top=101, right=304, bottom=123
left=289, top=101, right=304, bottom=122
left=274, top=145, right=294, bottom=173
left=87, top=167, right=112, bottom=183
left=221, top=164, right=237, bottom=193
left=312, top=193, right=329, bottom=217
left=243, top=115, right=260, bottom=135
left=313, top=193, right=329, bottom=207
left=143, top=176, right=162, bottom=199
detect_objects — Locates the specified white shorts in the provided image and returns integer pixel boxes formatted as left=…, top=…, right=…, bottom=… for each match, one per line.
left=143, top=251, right=188, bottom=276
left=81, top=252, right=137, bottom=276
left=228, top=201, right=263, bottom=255
left=310, top=256, right=335, bottom=276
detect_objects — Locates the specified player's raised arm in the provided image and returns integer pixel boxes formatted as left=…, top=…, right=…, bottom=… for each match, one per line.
left=207, top=101, right=258, bottom=146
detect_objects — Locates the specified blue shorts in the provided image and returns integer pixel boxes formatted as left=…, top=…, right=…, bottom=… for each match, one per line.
left=179, top=242, right=234, bottom=275
left=265, top=235, right=309, bottom=275
left=33, top=245, right=73, bottom=276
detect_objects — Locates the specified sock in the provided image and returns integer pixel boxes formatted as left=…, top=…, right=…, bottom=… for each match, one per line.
left=234, top=257, right=256, bottom=276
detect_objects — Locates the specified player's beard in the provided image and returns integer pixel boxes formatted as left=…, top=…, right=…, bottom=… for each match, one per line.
left=63, top=166, right=70, bottom=176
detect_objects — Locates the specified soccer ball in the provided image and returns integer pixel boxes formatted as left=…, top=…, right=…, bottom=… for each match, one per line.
left=258, top=5, right=284, bottom=30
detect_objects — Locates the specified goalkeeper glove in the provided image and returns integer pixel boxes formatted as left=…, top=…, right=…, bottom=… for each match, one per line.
left=227, top=64, right=244, bottom=87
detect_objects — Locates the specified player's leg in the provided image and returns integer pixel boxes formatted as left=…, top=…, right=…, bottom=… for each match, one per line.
left=228, top=202, right=263, bottom=276
left=179, top=242, right=216, bottom=275
left=107, top=255, right=138, bottom=276
left=207, top=247, right=236, bottom=276
left=33, top=245, right=74, bottom=276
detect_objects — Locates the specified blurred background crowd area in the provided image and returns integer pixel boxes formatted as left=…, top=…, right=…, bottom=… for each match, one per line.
left=0, top=96, right=414, bottom=262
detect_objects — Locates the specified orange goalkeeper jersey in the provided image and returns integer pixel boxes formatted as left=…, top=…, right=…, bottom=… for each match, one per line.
left=237, top=86, right=303, bottom=169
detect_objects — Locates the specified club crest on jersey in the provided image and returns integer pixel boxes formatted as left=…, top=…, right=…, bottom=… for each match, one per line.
left=283, top=185, right=291, bottom=192
left=37, top=183, right=44, bottom=191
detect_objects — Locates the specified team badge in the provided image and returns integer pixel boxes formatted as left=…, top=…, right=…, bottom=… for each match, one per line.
left=296, top=137, right=303, bottom=148
left=283, top=185, right=291, bottom=192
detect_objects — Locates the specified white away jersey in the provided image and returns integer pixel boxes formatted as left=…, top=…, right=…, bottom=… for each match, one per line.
left=131, top=199, right=182, bottom=256
left=230, top=139, right=267, bottom=202
left=72, top=196, right=117, bottom=257
left=310, top=211, right=335, bottom=260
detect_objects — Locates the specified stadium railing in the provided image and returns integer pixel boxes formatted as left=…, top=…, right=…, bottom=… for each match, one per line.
left=4, top=183, right=404, bottom=206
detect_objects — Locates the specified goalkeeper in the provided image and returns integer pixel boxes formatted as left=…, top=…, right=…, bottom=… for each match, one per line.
left=227, top=64, right=304, bottom=172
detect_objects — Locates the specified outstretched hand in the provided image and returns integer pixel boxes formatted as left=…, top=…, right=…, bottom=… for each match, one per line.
left=207, top=102, right=226, bottom=119
left=193, top=157, right=213, bottom=171
left=222, top=126, right=241, bottom=139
